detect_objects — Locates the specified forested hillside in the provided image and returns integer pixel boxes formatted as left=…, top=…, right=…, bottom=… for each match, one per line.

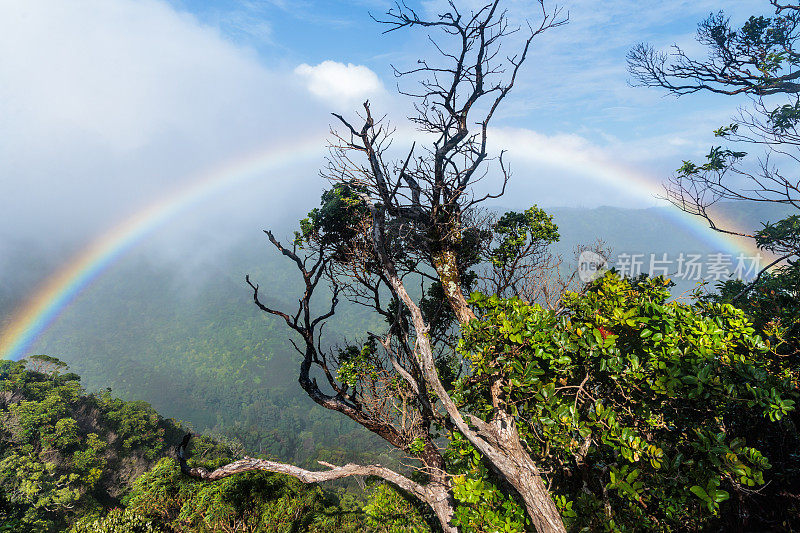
left=14, top=238, right=390, bottom=465
left=0, top=357, right=428, bottom=532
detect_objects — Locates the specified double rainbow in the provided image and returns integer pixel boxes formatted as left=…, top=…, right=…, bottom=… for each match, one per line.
left=0, top=134, right=762, bottom=361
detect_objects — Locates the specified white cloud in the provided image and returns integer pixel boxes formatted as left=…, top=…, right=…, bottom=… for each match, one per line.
left=295, top=61, right=385, bottom=105
left=1, top=0, right=269, bottom=151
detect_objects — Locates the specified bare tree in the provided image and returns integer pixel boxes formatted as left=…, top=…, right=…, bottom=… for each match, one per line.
left=180, top=2, right=570, bottom=532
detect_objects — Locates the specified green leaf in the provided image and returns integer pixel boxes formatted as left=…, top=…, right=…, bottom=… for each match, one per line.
left=690, top=485, right=711, bottom=503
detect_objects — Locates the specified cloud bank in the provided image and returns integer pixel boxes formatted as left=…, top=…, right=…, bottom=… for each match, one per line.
left=0, top=0, right=330, bottom=250
left=0, top=0, right=734, bottom=277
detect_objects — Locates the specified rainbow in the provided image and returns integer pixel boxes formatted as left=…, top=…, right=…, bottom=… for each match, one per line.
left=493, top=128, right=765, bottom=259
left=0, top=137, right=326, bottom=361
left=0, top=130, right=768, bottom=361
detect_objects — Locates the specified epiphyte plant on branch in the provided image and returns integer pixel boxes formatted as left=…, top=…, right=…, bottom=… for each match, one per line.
left=180, top=1, right=572, bottom=532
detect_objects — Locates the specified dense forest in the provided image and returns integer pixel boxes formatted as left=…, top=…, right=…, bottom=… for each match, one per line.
left=3, top=0, right=800, bottom=531
left=0, top=357, right=429, bottom=532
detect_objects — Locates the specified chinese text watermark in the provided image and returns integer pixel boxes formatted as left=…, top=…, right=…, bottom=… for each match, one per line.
left=578, top=252, right=762, bottom=282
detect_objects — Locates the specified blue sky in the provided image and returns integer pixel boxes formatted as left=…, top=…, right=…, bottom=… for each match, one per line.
left=0, top=0, right=775, bottom=263
left=162, top=0, right=766, bottom=136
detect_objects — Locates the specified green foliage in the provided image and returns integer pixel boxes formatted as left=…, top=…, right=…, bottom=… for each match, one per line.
left=0, top=358, right=395, bottom=533
left=295, top=181, right=371, bottom=258
left=698, top=10, right=800, bottom=79
left=70, top=508, right=164, bottom=533
left=337, top=341, right=381, bottom=387
left=756, top=215, right=800, bottom=255
left=362, top=482, right=430, bottom=533
left=24, top=355, right=69, bottom=375
left=445, top=432, right=528, bottom=533
left=676, top=146, right=747, bottom=178
left=96, top=393, right=165, bottom=457
left=125, top=457, right=366, bottom=532
left=457, top=272, right=796, bottom=531
left=0, top=358, right=182, bottom=532
left=705, top=259, right=800, bottom=360
left=701, top=254, right=800, bottom=528
left=768, top=98, right=800, bottom=133
left=490, top=206, right=560, bottom=268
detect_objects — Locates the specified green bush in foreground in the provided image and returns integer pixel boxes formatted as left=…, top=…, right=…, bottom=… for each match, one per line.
left=454, top=272, right=797, bottom=531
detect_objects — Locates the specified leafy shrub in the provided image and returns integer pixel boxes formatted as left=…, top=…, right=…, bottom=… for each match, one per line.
left=457, top=272, right=797, bottom=531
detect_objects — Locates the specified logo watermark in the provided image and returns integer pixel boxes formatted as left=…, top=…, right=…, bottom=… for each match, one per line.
left=578, top=250, right=609, bottom=282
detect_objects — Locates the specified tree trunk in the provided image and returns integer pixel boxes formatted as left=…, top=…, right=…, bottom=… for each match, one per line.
left=422, top=440, right=458, bottom=532
left=428, top=480, right=458, bottom=533
left=372, top=207, right=567, bottom=533
left=432, top=244, right=566, bottom=533
left=489, top=412, right=567, bottom=533
left=432, top=249, right=476, bottom=323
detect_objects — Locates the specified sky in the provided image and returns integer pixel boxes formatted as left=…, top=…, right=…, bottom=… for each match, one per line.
left=0, top=0, right=774, bottom=269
